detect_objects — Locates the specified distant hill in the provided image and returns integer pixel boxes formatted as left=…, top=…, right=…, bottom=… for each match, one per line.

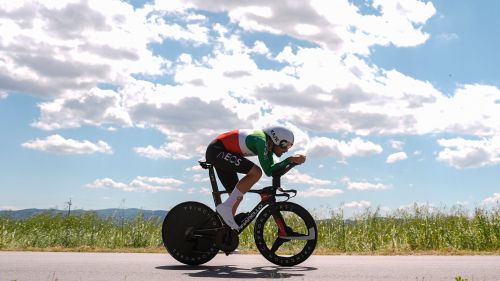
left=0, top=208, right=168, bottom=221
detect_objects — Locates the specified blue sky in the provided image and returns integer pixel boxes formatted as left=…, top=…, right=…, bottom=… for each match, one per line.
left=1, top=0, right=499, bottom=216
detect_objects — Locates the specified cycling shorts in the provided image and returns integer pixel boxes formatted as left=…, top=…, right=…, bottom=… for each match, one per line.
left=205, top=139, right=254, bottom=192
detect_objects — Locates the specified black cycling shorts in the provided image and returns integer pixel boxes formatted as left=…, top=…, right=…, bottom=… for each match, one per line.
left=205, top=140, right=254, bottom=192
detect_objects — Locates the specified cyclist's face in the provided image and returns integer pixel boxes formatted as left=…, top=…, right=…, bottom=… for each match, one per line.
left=273, top=144, right=290, bottom=157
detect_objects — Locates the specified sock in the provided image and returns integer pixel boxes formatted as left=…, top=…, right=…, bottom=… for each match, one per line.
left=222, top=188, right=243, bottom=209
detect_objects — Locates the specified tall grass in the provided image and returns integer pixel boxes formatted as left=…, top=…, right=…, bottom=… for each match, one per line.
left=0, top=211, right=162, bottom=249
left=1, top=204, right=499, bottom=253
left=316, top=204, right=500, bottom=253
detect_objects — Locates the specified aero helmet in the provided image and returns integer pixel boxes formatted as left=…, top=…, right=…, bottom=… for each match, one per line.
left=264, top=126, right=294, bottom=149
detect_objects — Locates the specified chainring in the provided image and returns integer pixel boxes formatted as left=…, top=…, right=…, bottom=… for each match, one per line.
left=215, top=228, right=239, bottom=253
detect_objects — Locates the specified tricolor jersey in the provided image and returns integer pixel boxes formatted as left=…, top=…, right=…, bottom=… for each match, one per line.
left=215, top=129, right=289, bottom=176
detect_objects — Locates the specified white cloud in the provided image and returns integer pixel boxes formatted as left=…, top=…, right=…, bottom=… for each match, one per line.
left=134, top=143, right=193, bottom=160
left=300, top=187, right=343, bottom=198
left=0, top=91, right=7, bottom=99
left=185, top=165, right=203, bottom=172
left=0, top=0, right=179, bottom=98
left=439, top=85, right=500, bottom=136
left=483, top=193, right=500, bottom=205
left=386, top=152, right=408, bottom=163
left=390, top=140, right=404, bottom=150
left=32, top=88, right=132, bottom=130
left=5, top=0, right=500, bottom=165
left=437, top=137, right=500, bottom=169
left=283, top=170, right=331, bottom=185
left=192, top=174, right=209, bottom=183
left=341, top=177, right=389, bottom=191
left=187, top=0, right=435, bottom=54
left=86, top=176, right=183, bottom=192
left=187, top=186, right=211, bottom=195
left=21, top=134, right=112, bottom=154
left=343, top=200, right=371, bottom=209
left=250, top=40, right=270, bottom=55
left=304, top=137, right=383, bottom=160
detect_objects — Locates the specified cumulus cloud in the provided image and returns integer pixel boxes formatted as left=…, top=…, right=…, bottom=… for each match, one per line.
left=300, top=187, right=343, bottom=198
left=86, top=176, right=183, bottom=192
left=0, top=1, right=168, bottom=97
left=186, top=0, right=435, bottom=53
left=436, top=85, right=500, bottom=136
left=21, top=134, right=112, bottom=154
left=32, top=88, right=132, bottom=130
left=185, top=165, right=203, bottom=172
left=437, top=137, right=500, bottom=169
left=341, top=177, right=389, bottom=191
left=283, top=170, right=331, bottom=185
left=390, top=140, right=405, bottom=150
left=5, top=0, right=500, bottom=168
left=386, top=152, right=408, bottom=163
left=483, top=193, right=500, bottom=205
left=0, top=91, right=7, bottom=99
left=303, top=136, right=383, bottom=160
left=343, top=200, right=371, bottom=209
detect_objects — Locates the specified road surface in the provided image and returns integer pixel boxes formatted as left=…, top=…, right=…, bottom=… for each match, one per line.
left=1, top=251, right=499, bottom=280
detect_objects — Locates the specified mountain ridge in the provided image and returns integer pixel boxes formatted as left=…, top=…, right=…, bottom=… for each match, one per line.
left=0, top=208, right=168, bottom=220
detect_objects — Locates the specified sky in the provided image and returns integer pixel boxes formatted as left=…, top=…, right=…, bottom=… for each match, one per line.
left=1, top=0, right=499, bottom=216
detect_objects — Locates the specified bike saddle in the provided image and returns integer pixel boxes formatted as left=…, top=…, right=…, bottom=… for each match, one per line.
left=198, top=160, right=212, bottom=169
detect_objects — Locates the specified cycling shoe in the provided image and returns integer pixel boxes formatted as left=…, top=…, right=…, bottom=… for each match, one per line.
left=216, top=204, right=239, bottom=230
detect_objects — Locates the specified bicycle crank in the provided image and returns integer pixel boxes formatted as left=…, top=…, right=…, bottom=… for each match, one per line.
left=215, top=228, right=239, bottom=254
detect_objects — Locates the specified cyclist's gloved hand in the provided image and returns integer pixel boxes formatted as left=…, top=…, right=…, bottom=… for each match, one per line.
left=288, top=154, right=306, bottom=165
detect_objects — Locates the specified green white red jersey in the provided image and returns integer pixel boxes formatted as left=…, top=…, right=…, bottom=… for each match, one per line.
left=215, top=129, right=289, bottom=176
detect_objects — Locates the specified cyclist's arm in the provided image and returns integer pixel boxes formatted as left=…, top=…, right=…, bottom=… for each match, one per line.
left=255, top=140, right=290, bottom=177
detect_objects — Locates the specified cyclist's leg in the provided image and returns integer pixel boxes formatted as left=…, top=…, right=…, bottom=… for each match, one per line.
left=206, top=140, right=257, bottom=228
left=214, top=167, right=239, bottom=193
left=235, top=165, right=262, bottom=193
left=232, top=165, right=262, bottom=213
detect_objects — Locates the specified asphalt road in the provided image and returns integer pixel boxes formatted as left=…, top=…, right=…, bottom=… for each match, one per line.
left=1, top=251, right=499, bottom=281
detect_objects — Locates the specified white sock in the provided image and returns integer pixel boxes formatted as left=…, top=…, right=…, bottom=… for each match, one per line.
left=222, top=188, right=243, bottom=208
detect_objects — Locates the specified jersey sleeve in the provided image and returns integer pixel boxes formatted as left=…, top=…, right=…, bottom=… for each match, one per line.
left=253, top=137, right=290, bottom=177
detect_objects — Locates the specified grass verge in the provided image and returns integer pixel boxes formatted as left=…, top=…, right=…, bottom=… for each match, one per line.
left=1, top=204, right=499, bottom=255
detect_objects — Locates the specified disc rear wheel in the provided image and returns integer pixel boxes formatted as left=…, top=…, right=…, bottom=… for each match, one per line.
left=162, top=201, right=220, bottom=265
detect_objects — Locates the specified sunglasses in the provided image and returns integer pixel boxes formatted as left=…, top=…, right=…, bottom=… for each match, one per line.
left=279, top=140, right=293, bottom=149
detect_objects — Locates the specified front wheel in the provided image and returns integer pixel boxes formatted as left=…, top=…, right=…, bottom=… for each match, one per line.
left=162, top=201, right=220, bottom=265
left=254, top=202, right=317, bottom=266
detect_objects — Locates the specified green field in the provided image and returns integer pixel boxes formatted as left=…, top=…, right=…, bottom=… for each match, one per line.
left=1, top=204, right=499, bottom=254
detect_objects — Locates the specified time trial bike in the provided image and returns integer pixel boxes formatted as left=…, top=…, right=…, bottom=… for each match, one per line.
left=161, top=160, right=317, bottom=266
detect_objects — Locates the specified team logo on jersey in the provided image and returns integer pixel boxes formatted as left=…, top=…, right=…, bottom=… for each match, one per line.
left=217, top=152, right=242, bottom=166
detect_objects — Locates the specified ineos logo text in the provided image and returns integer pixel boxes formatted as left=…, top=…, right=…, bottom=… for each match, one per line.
left=217, top=152, right=242, bottom=166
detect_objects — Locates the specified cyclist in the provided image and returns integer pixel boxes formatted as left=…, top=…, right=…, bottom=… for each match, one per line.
left=205, top=126, right=306, bottom=230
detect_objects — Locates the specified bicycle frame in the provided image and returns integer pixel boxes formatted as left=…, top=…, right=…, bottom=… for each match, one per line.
left=199, top=161, right=293, bottom=235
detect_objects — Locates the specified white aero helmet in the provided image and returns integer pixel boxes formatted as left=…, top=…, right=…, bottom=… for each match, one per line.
left=264, top=126, right=294, bottom=149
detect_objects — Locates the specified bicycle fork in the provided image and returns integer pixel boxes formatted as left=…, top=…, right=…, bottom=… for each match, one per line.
left=272, top=212, right=288, bottom=237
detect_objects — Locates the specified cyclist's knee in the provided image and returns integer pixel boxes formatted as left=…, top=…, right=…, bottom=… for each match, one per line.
left=249, top=165, right=262, bottom=179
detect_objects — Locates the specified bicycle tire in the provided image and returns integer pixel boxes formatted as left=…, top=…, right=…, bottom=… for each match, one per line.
left=254, top=201, right=317, bottom=266
left=162, top=201, right=220, bottom=265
